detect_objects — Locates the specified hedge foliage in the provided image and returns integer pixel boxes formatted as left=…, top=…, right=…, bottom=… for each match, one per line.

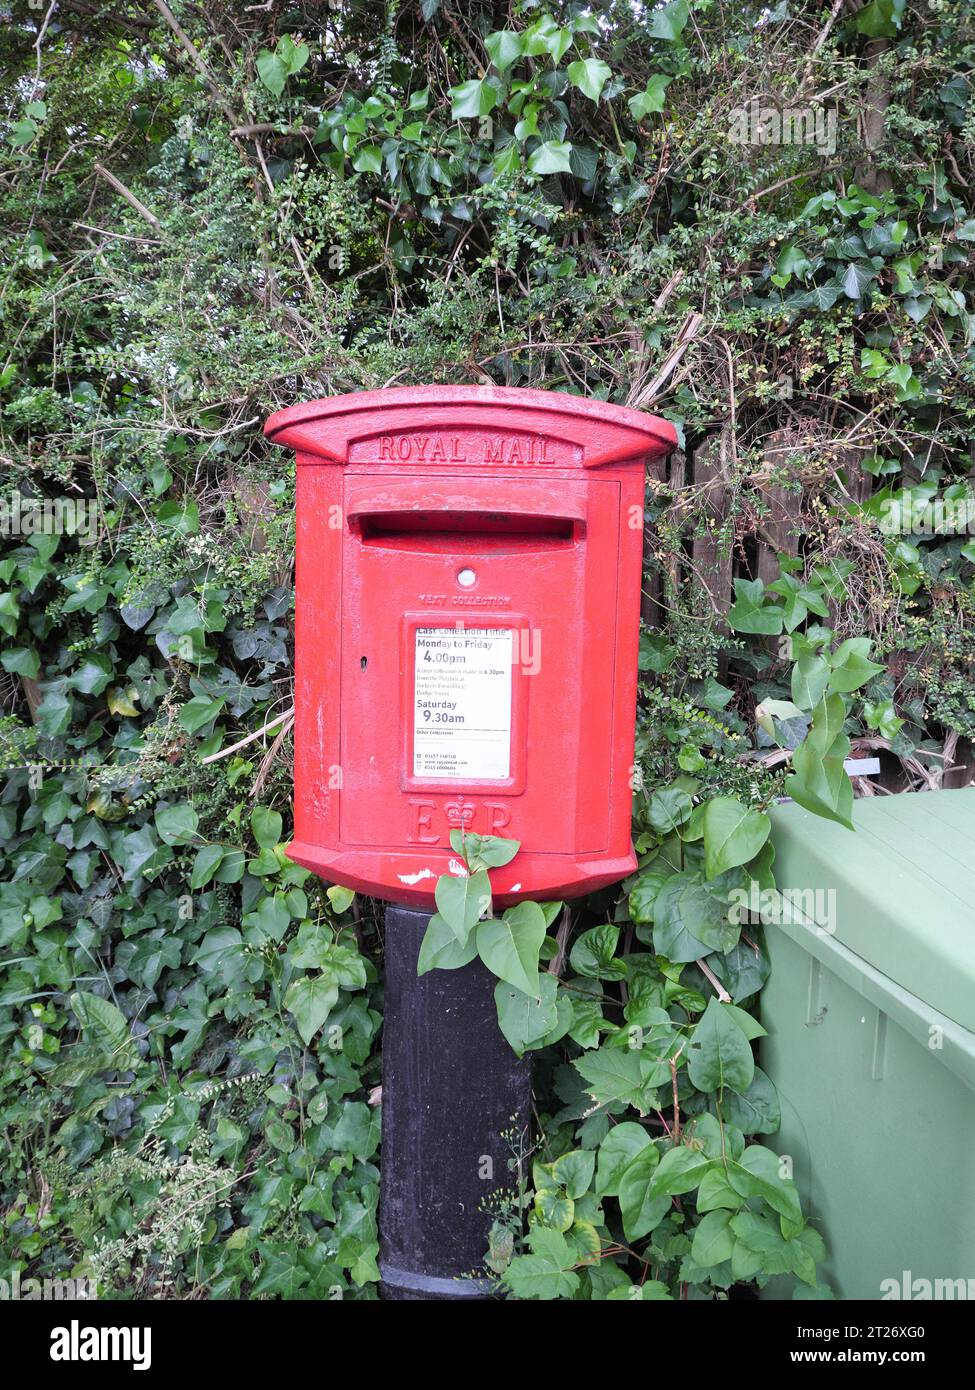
left=1, top=0, right=974, bottom=1299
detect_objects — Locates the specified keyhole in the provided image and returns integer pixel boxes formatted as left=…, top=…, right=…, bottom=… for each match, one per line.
left=360, top=656, right=368, bottom=670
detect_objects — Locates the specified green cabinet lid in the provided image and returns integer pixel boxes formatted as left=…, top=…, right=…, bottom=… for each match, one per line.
left=768, top=789, right=975, bottom=1034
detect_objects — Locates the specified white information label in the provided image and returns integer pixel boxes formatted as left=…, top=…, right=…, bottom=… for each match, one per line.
left=413, top=627, right=513, bottom=780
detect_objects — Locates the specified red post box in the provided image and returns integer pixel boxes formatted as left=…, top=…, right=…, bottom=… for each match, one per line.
left=266, top=386, right=676, bottom=907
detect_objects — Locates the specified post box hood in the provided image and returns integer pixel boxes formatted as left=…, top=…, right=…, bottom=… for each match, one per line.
left=265, top=384, right=677, bottom=469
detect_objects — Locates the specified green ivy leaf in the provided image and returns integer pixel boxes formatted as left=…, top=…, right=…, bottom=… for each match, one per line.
left=863, top=698, right=904, bottom=741
left=242, top=895, right=291, bottom=945
left=628, top=74, right=671, bottom=119
left=628, top=868, right=669, bottom=924
left=451, top=831, right=520, bottom=868
left=256, top=52, right=287, bottom=96
left=696, top=1166, right=746, bottom=1213
left=179, top=694, right=224, bottom=734
left=352, top=145, right=383, bottom=174
left=791, top=653, right=830, bottom=711
left=595, top=1122, right=653, bottom=1197
left=691, top=1209, right=735, bottom=1268
left=649, top=786, right=693, bottom=833
left=653, top=871, right=739, bottom=961
left=528, top=140, right=574, bottom=175
left=785, top=694, right=854, bottom=829
left=534, top=1187, right=574, bottom=1231
left=190, top=843, right=226, bottom=889
left=485, top=29, right=524, bottom=72
left=450, top=79, right=500, bottom=119
left=284, top=974, right=340, bottom=1045
left=648, top=0, right=689, bottom=42
left=36, top=688, right=73, bottom=737
left=569, top=924, right=626, bottom=981
left=827, top=637, right=884, bottom=694
left=646, top=1143, right=712, bottom=1198
left=727, top=1145, right=802, bottom=1225
left=435, top=868, right=490, bottom=946
left=702, top=797, right=770, bottom=880
left=477, top=900, right=545, bottom=994
left=551, top=1149, right=596, bottom=1200
left=686, top=998, right=755, bottom=1095
left=251, top=805, right=283, bottom=848
left=327, top=884, right=355, bottom=914
left=728, top=578, right=784, bottom=635
left=154, top=802, right=200, bottom=846
left=417, top=913, right=478, bottom=974
left=494, top=975, right=559, bottom=1055
left=618, top=1144, right=670, bottom=1240
left=501, top=1227, right=580, bottom=1300
left=1, top=646, right=39, bottom=678
left=842, top=261, right=876, bottom=300
left=566, top=58, right=612, bottom=103
left=721, top=1066, right=781, bottom=1135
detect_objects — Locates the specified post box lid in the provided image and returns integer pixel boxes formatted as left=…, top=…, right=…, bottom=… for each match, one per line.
left=265, top=384, right=677, bottom=469
left=768, top=789, right=975, bottom=1033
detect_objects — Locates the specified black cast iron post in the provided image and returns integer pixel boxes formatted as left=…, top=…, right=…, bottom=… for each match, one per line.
left=378, top=903, right=532, bottom=1300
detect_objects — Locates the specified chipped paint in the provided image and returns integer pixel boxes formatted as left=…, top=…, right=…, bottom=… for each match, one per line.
left=398, top=868, right=436, bottom=885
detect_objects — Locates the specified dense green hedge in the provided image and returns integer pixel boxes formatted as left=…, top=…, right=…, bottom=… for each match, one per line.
left=1, top=0, right=974, bottom=1299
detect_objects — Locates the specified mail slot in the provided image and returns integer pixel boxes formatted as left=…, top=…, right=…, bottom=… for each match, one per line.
left=265, top=385, right=677, bottom=905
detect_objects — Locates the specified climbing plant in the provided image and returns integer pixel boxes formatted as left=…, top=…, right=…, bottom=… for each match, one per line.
left=425, top=615, right=881, bottom=1298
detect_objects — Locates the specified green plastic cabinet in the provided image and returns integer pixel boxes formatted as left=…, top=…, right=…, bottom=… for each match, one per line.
left=758, top=789, right=975, bottom=1301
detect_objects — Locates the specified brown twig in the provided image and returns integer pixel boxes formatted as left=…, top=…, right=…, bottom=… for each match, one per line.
left=200, top=709, right=294, bottom=764
left=92, top=164, right=161, bottom=233
left=628, top=310, right=704, bottom=408
left=796, top=0, right=848, bottom=99
left=696, top=957, right=731, bottom=1002
left=250, top=713, right=296, bottom=799
left=149, top=0, right=238, bottom=125
left=547, top=906, right=573, bottom=977
left=230, top=123, right=315, bottom=140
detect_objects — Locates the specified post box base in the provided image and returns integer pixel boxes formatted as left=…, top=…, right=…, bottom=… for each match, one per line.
left=288, top=839, right=636, bottom=908
left=378, top=902, right=532, bottom=1301
left=378, top=1266, right=496, bottom=1300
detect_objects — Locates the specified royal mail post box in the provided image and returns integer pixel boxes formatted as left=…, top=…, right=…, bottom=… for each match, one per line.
left=265, top=386, right=676, bottom=905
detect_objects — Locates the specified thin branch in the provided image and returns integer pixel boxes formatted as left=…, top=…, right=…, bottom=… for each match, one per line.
left=250, top=713, right=296, bottom=799
left=547, top=906, right=573, bottom=978
left=92, top=164, right=161, bottom=233
left=200, top=709, right=294, bottom=764
left=796, top=0, right=848, bottom=99
left=149, top=0, right=237, bottom=125
left=33, top=0, right=57, bottom=89
left=230, top=123, right=315, bottom=140
left=73, top=221, right=161, bottom=246
left=629, top=311, right=704, bottom=408
left=696, top=957, right=732, bottom=1002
